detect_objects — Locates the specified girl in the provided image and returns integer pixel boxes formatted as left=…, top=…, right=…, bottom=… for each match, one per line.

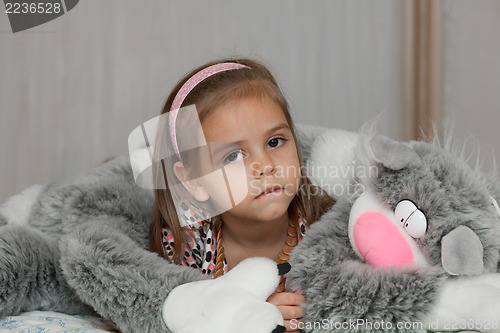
left=148, top=58, right=335, bottom=332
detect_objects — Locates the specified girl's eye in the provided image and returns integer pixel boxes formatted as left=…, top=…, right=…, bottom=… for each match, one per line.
left=223, top=150, right=243, bottom=163
left=267, top=137, right=286, bottom=148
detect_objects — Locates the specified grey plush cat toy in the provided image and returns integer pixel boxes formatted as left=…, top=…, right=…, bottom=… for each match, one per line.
left=2, top=125, right=500, bottom=333
left=287, top=125, right=500, bottom=332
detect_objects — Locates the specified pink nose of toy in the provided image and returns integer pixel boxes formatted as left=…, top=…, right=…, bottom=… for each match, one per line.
left=352, top=212, right=415, bottom=268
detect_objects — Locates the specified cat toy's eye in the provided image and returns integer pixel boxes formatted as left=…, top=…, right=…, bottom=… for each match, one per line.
left=403, top=209, right=427, bottom=238
left=395, top=200, right=427, bottom=238
left=395, top=200, right=417, bottom=224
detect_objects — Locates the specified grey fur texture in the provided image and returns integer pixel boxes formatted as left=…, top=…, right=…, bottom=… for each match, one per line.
left=2, top=128, right=500, bottom=333
left=287, top=131, right=500, bottom=332
left=0, top=157, right=205, bottom=332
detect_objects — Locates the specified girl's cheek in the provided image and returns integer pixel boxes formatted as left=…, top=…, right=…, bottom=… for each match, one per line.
left=247, top=179, right=261, bottom=198
left=222, top=161, right=250, bottom=204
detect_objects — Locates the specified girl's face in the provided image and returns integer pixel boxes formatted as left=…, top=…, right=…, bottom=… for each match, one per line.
left=199, top=95, right=301, bottom=222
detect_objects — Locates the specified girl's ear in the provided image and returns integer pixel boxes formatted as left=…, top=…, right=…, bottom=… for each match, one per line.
left=173, top=161, right=210, bottom=202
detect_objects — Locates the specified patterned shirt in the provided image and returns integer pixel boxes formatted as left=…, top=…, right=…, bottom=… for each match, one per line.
left=162, top=211, right=308, bottom=277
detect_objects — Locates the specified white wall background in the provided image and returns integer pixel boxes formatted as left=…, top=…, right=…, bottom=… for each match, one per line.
left=4, top=1, right=499, bottom=204
left=2, top=1, right=500, bottom=204
left=441, top=0, right=500, bottom=174
left=0, top=0, right=406, bottom=203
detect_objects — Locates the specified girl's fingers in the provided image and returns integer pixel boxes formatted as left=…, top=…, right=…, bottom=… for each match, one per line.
left=267, top=291, right=305, bottom=331
left=267, top=291, right=306, bottom=306
left=277, top=305, right=305, bottom=320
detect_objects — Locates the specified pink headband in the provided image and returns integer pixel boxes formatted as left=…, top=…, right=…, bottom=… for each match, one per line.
left=169, top=62, right=249, bottom=160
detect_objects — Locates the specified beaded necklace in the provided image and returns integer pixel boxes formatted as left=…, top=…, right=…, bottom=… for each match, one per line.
left=212, top=218, right=299, bottom=292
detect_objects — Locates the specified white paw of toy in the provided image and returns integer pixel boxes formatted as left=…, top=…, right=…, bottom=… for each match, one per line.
left=162, top=257, right=288, bottom=333
left=427, top=274, right=500, bottom=332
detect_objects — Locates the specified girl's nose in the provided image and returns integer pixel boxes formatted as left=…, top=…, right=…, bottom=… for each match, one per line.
left=251, top=151, right=276, bottom=178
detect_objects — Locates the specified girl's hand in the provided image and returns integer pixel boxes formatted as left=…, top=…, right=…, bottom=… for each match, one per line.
left=267, top=291, right=305, bottom=333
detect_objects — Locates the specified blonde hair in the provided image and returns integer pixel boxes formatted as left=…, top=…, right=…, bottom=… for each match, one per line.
left=149, top=58, right=335, bottom=264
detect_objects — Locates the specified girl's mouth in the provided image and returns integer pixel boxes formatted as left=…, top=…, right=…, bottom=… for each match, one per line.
left=256, top=186, right=284, bottom=199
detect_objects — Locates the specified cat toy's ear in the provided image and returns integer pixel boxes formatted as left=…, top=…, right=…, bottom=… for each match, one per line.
left=369, top=135, right=422, bottom=170
left=441, top=226, right=484, bottom=276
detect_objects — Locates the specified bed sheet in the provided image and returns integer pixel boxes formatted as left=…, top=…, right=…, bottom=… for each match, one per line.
left=0, top=310, right=482, bottom=333
left=0, top=311, right=114, bottom=333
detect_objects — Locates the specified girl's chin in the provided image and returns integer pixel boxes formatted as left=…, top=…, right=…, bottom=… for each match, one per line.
left=224, top=204, right=289, bottom=222
left=252, top=204, right=290, bottom=220
left=221, top=194, right=293, bottom=219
